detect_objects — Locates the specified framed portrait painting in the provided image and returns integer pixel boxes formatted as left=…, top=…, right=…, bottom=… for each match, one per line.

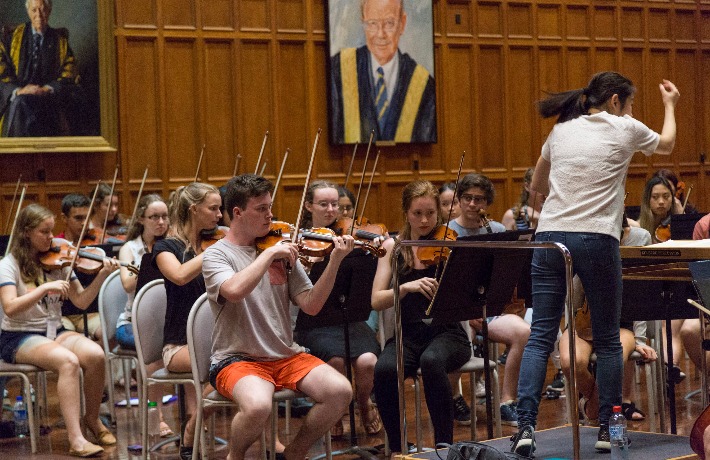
left=0, top=0, right=117, bottom=153
left=328, top=0, right=437, bottom=145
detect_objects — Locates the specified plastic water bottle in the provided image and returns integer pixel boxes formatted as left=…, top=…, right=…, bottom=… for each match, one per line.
left=609, top=405, right=628, bottom=460
left=147, top=401, right=160, bottom=447
left=13, top=396, right=28, bottom=438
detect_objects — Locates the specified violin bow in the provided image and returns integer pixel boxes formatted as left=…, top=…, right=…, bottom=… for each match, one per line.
left=4, top=184, right=26, bottom=257
left=3, top=175, right=22, bottom=234
left=66, top=183, right=102, bottom=282
left=271, top=149, right=290, bottom=203
left=128, top=166, right=149, bottom=231
left=101, top=166, right=120, bottom=244
left=259, top=160, right=268, bottom=177
left=682, top=184, right=693, bottom=212
left=425, top=151, right=465, bottom=316
left=193, top=144, right=206, bottom=183
left=254, top=130, right=269, bottom=174
left=356, top=149, right=381, bottom=226
left=343, top=142, right=358, bottom=189
left=292, top=129, right=322, bottom=244
left=232, top=154, right=242, bottom=177
left=349, top=130, right=375, bottom=236
left=434, top=151, right=465, bottom=280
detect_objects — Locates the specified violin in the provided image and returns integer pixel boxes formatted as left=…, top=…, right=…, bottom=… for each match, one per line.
left=80, top=227, right=126, bottom=246
left=333, top=217, right=388, bottom=241
left=655, top=184, right=693, bottom=243
left=200, top=226, right=229, bottom=251
left=418, top=225, right=458, bottom=266
left=302, top=228, right=385, bottom=258
left=40, top=240, right=138, bottom=275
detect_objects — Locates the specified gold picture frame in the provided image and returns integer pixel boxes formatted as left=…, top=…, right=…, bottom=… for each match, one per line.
left=0, top=0, right=117, bottom=153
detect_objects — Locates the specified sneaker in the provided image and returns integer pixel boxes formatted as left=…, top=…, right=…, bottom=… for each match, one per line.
left=475, top=379, right=486, bottom=398
left=498, top=348, right=509, bottom=365
left=510, top=425, right=535, bottom=457
left=595, top=425, right=610, bottom=451
left=500, top=401, right=518, bottom=427
left=453, top=395, right=471, bottom=426
left=670, top=365, right=686, bottom=384
left=546, top=370, right=565, bottom=393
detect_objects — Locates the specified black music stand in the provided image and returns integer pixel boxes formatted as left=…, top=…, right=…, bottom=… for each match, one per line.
left=427, top=234, right=533, bottom=439
left=689, top=261, right=710, bottom=408
left=306, top=250, right=379, bottom=460
left=621, top=275, right=698, bottom=434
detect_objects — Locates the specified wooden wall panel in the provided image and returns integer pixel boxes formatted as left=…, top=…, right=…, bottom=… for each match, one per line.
left=163, top=40, right=200, bottom=182
left=203, top=41, right=237, bottom=182
left=238, top=42, right=273, bottom=174
left=507, top=48, right=535, bottom=168
left=201, top=1, right=235, bottom=30
left=120, top=38, right=160, bottom=180
left=117, top=0, right=157, bottom=28
left=477, top=47, right=504, bottom=170
left=3, top=0, right=710, bottom=235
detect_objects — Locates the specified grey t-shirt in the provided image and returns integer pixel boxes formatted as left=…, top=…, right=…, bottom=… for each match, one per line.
left=203, top=239, right=312, bottom=364
left=448, top=218, right=506, bottom=237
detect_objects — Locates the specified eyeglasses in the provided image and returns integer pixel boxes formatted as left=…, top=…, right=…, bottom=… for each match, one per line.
left=313, top=201, right=340, bottom=210
left=339, top=205, right=354, bottom=212
left=145, top=214, right=169, bottom=222
left=363, top=17, right=398, bottom=33
left=459, top=194, right=487, bottom=205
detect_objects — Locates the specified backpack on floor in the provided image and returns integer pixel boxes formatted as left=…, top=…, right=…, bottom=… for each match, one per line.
left=437, top=441, right=532, bottom=460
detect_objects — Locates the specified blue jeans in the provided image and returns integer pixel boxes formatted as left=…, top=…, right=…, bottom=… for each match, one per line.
left=516, top=232, right=623, bottom=428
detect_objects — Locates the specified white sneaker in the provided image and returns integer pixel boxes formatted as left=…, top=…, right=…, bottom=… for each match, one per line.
left=475, top=379, right=486, bottom=398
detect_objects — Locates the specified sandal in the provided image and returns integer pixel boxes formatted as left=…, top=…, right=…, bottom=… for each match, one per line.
left=362, top=404, right=383, bottom=435
left=621, top=401, right=646, bottom=421
left=160, top=421, right=175, bottom=438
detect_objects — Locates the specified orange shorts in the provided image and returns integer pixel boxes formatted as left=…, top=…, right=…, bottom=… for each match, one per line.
left=214, top=353, right=324, bottom=400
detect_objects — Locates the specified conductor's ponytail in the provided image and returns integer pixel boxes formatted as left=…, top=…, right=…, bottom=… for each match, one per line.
left=538, top=71, right=636, bottom=124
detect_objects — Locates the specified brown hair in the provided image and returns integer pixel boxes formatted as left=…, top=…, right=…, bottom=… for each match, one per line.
left=10, top=204, right=54, bottom=283
left=125, top=194, right=166, bottom=241
left=394, top=180, right=441, bottom=274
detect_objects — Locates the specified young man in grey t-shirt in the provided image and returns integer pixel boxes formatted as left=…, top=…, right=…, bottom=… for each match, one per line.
left=203, top=174, right=355, bottom=460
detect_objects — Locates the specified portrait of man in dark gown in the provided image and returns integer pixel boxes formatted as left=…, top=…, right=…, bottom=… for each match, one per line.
left=329, top=0, right=437, bottom=145
left=0, top=0, right=83, bottom=137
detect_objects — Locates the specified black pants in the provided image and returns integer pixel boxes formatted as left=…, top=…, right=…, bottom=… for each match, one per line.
left=374, top=322, right=471, bottom=451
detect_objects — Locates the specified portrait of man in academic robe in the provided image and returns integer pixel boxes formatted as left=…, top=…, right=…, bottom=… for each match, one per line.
left=329, top=0, right=437, bottom=145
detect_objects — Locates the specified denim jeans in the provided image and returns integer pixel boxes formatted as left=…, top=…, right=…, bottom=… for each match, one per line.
left=516, top=231, right=623, bottom=428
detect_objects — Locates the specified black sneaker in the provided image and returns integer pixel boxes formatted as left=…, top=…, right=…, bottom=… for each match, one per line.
left=453, top=395, right=471, bottom=426
left=498, top=348, right=509, bottom=365
left=595, top=425, right=610, bottom=451
left=546, top=370, right=565, bottom=393
left=510, top=425, right=535, bottom=457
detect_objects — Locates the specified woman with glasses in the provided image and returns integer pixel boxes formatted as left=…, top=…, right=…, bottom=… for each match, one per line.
left=116, top=193, right=174, bottom=438
left=338, top=186, right=357, bottom=219
left=296, top=180, right=383, bottom=438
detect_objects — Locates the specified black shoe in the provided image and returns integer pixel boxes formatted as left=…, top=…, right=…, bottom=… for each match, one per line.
left=498, top=349, right=509, bottom=365
left=670, top=365, right=686, bottom=384
left=266, top=451, right=286, bottom=460
left=546, top=370, right=565, bottom=393
left=180, top=445, right=194, bottom=460
left=510, top=425, right=535, bottom=456
left=595, top=425, right=610, bottom=451
left=453, top=395, right=471, bottom=426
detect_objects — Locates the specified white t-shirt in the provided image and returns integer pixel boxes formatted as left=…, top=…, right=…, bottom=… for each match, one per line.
left=536, top=112, right=660, bottom=240
left=0, top=253, right=76, bottom=333
left=116, top=236, right=145, bottom=328
left=203, top=239, right=312, bottom=364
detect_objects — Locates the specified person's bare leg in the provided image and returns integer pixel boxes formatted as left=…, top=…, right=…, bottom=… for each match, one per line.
left=487, top=315, right=529, bottom=402
left=146, top=360, right=173, bottom=430
left=227, top=376, right=275, bottom=460
left=285, top=364, right=352, bottom=460
left=57, top=332, right=108, bottom=436
left=16, top=335, right=95, bottom=451
left=560, top=331, right=596, bottom=418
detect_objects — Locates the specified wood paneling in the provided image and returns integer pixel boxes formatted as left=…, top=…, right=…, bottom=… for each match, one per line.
left=2, top=0, right=710, bottom=235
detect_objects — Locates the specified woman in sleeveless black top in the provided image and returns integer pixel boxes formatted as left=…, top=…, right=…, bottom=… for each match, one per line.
left=371, top=181, right=471, bottom=453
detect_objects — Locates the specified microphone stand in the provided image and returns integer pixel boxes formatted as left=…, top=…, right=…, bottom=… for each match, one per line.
left=312, top=294, right=378, bottom=460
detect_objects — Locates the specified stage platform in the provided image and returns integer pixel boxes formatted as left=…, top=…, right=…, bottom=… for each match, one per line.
left=400, top=425, right=697, bottom=459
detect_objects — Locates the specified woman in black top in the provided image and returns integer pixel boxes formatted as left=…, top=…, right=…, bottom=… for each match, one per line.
left=154, top=182, right=222, bottom=459
left=371, top=180, right=471, bottom=453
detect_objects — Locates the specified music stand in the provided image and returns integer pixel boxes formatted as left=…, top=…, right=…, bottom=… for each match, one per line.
left=689, top=260, right=710, bottom=409
left=305, top=249, right=379, bottom=460
left=392, top=239, right=580, bottom=458
left=671, top=213, right=704, bottom=240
